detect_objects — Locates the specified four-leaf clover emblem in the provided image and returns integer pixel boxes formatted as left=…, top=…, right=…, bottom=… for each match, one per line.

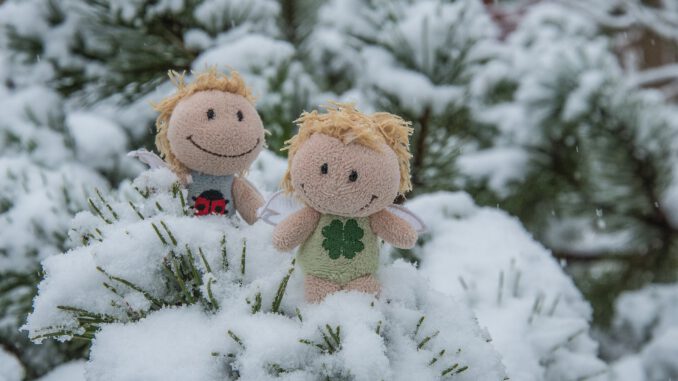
left=321, top=219, right=365, bottom=259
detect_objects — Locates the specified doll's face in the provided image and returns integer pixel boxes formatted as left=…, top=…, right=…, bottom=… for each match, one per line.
left=291, top=134, right=401, bottom=217
left=167, top=90, right=264, bottom=176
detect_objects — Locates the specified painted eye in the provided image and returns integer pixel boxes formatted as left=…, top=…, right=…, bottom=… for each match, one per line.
left=207, top=108, right=215, bottom=120
left=348, top=170, right=358, bottom=182
left=236, top=110, right=244, bottom=122
left=320, top=163, right=328, bottom=174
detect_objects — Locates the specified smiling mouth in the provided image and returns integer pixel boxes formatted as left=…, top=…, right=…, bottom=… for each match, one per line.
left=300, top=184, right=378, bottom=214
left=358, top=195, right=379, bottom=211
left=187, top=136, right=260, bottom=158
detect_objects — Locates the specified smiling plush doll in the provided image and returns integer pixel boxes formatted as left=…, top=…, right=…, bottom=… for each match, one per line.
left=152, top=68, right=265, bottom=223
left=263, top=103, right=424, bottom=303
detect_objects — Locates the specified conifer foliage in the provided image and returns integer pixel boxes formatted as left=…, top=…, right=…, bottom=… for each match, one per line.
left=2, top=0, right=678, bottom=380
left=25, top=167, right=508, bottom=381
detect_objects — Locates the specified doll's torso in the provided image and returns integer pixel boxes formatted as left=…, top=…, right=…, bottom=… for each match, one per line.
left=297, top=214, right=380, bottom=285
left=188, top=171, right=235, bottom=217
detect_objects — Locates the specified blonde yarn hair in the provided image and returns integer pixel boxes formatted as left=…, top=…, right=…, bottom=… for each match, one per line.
left=153, top=67, right=255, bottom=177
left=281, top=103, right=413, bottom=194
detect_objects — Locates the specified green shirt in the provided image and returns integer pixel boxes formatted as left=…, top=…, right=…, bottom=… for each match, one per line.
left=297, top=214, right=380, bottom=285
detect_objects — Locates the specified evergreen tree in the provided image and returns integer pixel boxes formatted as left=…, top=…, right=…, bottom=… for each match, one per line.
left=1, top=0, right=319, bottom=152
left=2, top=0, right=678, bottom=379
left=0, top=84, right=122, bottom=377
left=24, top=166, right=508, bottom=381
left=308, top=0, right=499, bottom=192
left=465, top=4, right=678, bottom=325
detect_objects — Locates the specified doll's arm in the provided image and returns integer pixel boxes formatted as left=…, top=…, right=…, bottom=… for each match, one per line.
left=232, top=177, right=264, bottom=225
left=369, top=209, right=418, bottom=249
left=272, top=207, right=320, bottom=252
left=179, top=173, right=192, bottom=187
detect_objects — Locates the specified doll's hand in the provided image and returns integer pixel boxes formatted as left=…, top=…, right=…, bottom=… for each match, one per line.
left=369, top=209, right=418, bottom=249
left=272, top=207, right=320, bottom=252
left=232, top=177, right=264, bottom=225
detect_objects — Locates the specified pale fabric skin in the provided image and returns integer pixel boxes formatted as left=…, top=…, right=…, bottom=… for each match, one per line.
left=304, top=275, right=341, bottom=303
left=343, top=274, right=381, bottom=295
left=369, top=209, right=418, bottom=249
left=232, top=177, right=264, bottom=225
left=272, top=207, right=321, bottom=252
left=305, top=274, right=380, bottom=304
left=165, top=89, right=265, bottom=224
left=276, top=133, right=418, bottom=302
left=167, top=90, right=265, bottom=177
left=291, top=134, right=400, bottom=217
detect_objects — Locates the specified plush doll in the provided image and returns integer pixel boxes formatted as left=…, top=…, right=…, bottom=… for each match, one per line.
left=259, top=103, right=425, bottom=303
left=131, top=68, right=264, bottom=223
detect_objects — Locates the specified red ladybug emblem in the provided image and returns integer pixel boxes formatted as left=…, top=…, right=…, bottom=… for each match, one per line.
left=193, top=190, right=229, bottom=216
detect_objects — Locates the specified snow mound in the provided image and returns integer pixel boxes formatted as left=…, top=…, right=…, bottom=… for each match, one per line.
left=0, top=348, right=23, bottom=381
left=409, top=192, right=608, bottom=381
left=65, top=112, right=128, bottom=172
left=36, top=361, right=86, bottom=381
left=609, top=283, right=678, bottom=381
left=25, top=167, right=507, bottom=380
left=0, top=158, right=107, bottom=274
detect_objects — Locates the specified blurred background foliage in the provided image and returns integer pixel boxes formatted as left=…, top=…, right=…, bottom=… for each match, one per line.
left=1, top=0, right=678, bottom=378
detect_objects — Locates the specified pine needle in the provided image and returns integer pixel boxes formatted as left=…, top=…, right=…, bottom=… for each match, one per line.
left=134, top=186, right=150, bottom=198
left=160, top=220, right=177, bottom=246
left=206, top=277, right=219, bottom=310
left=414, top=315, right=426, bottom=337
left=221, top=235, right=229, bottom=271
left=150, top=222, right=168, bottom=245
left=240, top=238, right=247, bottom=277
left=96, top=188, right=119, bottom=221
left=271, top=259, right=295, bottom=313
left=96, top=266, right=164, bottom=308
left=417, top=330, right=439, bottom=351
left=198, top=247, right=212, bottom=273
left=228, top=330, right=244, bottom=348
left=128, top=201, right=145, bottom=220
left=441, top=364, right=458, bottom=376
left=428, top=349, right=445, bottom=366
left=184, top=245, right=202, bottom=286
left=170, top=255, right=195, bottom=304
left=88, top=198, right=112, bottom=224
left=251, top=292, right=262, bottom=314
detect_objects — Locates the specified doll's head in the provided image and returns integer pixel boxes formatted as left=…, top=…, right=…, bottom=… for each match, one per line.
left=282, top=103, right=412, bottom=217
left=154, top=68, right=265, bottom=177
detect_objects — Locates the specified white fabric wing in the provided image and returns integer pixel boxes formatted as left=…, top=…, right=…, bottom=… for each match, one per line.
left=257, top=190, right=304, bottom=226
left=387, top=204, right=427, bottom=234
left=127, top=149, right=168, bottom=169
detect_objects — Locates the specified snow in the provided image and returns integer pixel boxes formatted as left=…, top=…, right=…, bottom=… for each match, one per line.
left=88, top=307, right=224, bottom=381
left=194, top=34, right=294, bottom=75
left=36, top=361, right=86, bottom=381
left=66, top=112, right=128, bottom=172
left=193, top=0, right=279, bottom=35
left=409, top=192, right=608, bottom=381
left=3, top=0, right=678, bottom=380
left=0, top=86, right=70, bottom=164
left=0, top=87, right=112, bottom=275
left=0, top=158, right=108, bottom=274
left=640, top=328, right=678, bottom=381
left=456, top=147, right=529, bottom=197
left=25, top=166, right=507, bottom=380
left=0, top=349, right=23, bottom=381
left=361, top=47, right=465, bottom=114
left=607, top=284, right=678, bottom=380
